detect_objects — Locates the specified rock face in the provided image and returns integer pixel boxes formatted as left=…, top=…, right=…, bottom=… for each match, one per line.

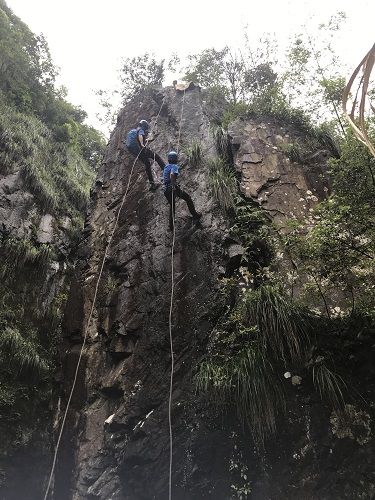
left=0, top=155, right=82, bottom=499
left=228, top=118, right=331, bottom=224
left=55, top=85, right=375, bottom=500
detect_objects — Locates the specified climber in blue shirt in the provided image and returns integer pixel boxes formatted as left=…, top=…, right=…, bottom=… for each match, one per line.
left=164, top=151, right=201, bottom=229
left=126, top=120, right=166, bottom=191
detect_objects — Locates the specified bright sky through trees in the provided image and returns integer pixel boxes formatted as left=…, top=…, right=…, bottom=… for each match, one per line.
left=5, top=0, right=374, bottom=136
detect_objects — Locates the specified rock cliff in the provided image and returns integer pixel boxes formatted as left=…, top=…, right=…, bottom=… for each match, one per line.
left=55, top=84, right=375, bottom=500
left=0, top=127, right=92, bottom=500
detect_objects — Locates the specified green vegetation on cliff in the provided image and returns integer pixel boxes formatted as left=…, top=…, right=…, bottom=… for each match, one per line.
left=0, top=2, right=106, bottom=493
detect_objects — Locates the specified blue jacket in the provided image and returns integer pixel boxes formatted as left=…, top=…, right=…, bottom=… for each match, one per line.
left=126, top=128, right=146, bottom=155
left=163, top=163, right=179, bottom=190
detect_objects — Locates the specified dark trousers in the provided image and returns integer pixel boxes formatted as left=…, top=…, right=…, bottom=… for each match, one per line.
left=139, top=148, right=165, bottom=184
left=164, top=185, right=198, bottom=227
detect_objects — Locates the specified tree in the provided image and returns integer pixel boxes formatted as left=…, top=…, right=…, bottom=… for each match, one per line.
left=0, top=1, right=58, bottom=116
left=287, top=122, right=375, bottom=316
left=282, top=36, right=312, bottom=105
left=244, top=62, right=278, bottom=98
left=184, top=46, right=249, bottom=104
left=77, top=124, right=106, bottom=169
left=280, top=12, right=348, bottom=128
left=118, top=52, right=164, bottom=104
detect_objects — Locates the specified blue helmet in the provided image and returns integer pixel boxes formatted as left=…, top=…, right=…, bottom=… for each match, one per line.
left=168, top=151, right=178, bottom=164
left=139, top=120, right=149, bottom=130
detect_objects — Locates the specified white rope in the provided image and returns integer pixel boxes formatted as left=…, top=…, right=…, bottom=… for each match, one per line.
left=168, top=87, right=186, bottom=500
left=43, top=105, right=164, bottom=500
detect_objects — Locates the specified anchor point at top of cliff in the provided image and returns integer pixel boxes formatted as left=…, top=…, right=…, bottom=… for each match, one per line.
left=173, top=81, right=196, bottom=91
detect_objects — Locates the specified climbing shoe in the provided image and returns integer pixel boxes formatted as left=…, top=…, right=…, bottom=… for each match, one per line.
left=192, top=212, right=202, bottom=221
left=149, top=182, right=160, bottom=191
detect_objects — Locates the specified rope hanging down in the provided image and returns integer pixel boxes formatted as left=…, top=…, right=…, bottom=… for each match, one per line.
left=168, top=87, right=186, bottom=500
left=43, top=102, right=164, bottom=500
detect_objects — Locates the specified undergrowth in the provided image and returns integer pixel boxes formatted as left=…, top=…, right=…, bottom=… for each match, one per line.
left=205, top=157, right=238, bottom=212
left=196, top=284, right=317, bottom=445
left=0, top=99, right=95, bottom=217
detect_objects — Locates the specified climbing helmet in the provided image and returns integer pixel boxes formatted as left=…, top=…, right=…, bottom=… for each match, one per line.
left=168, top=151, right=178, bottom=164
left=139, top=119, right=149, bottom=130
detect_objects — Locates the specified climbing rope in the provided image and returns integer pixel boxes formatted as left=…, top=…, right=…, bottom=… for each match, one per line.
left=43, top=103, right=164, bottom=500
left=168, top=87, right=186, bottom=500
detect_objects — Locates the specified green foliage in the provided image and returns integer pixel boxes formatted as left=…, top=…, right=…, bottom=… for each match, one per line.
left=282, top=36, right=312, bottom=105
left=229, top=436, right=252, bottom=499
left=282, top=141, right=303, bottom=163
left=184, top=47, right=247, bottom=104
left=118, top=52, right=164, bottom=104
left=0, top=2, right=106, bottom=160
left=221, top=102, right=251, bottom=130
left=0, top=2, right=57, bottom=116
left=0, top=327, right=49, bottom=381
left=197, top=346, right=285, bottom=445
left=242, top=286, right=313, bottom=362
left=0, top=98, right=95, bottom=215
left=311, top=361, right=346, bottom=410
left=184, top=43, right=278, bottom=107
left=285, top=124, right=375, bottom=315
left=77, top=124, right=106, bottom=169
left=182, top=139, right=203, bottom=168
left=313, top=121, right=341, bottom=158
left=319, top=76, right=346, bottom=107
left=212, top=125, right=232, bottom=163
left=196, top=285, right=315, bottom=445
left=0, top=4, right=105, bottom=478
left=105, top=280, right=117, bottom=292
left=1, top=236, right=54, bottom=279
left=231, top=202, right=274, bottom=276
left=244, top=62, right=278, bottom=97
left=205, top=157, right=238, bottom=212
left=181, top=17, right=350, bottom=135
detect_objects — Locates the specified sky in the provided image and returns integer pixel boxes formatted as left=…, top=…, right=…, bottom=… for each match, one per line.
left=5, top=0, right=375, bottom=137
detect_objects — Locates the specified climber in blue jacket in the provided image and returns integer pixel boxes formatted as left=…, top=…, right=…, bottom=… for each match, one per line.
left=126, top=120, right=166, bottom=191
left=163, top=151, right=201, bottom=229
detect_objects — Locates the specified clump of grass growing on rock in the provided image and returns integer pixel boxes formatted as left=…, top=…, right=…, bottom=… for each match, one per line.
left=196, top=344, right=286, bottom=445
left=212, top=125, right=232, bottom=164
left=182, top=139, right=203, bottom=168
left=240, top=285, right=312, bottom=363
left=196, top=285, right=316, bottom=446
left=0, top=327, right=49, bottom=381
left=0, top=98, right=95, bottom=216
left=205, top=157, right=238, bottom=212
left=312, top=361, right=346, bottom=411
left=1, top=237, right=54, bottom=278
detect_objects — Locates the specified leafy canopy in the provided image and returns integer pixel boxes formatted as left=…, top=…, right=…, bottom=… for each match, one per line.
left=118, top=52, right=165, bottom=104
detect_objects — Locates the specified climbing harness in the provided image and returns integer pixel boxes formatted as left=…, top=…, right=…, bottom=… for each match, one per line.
left=42, top=103, right=164, bottom=500
left=168, top=87, right=186, bottom=500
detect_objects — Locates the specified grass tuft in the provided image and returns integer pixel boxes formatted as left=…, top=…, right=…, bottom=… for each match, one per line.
left=0, top=327, right=49, bottom=381
left=205, top=157, right=238, bottom=212
left=1, top=237, right=54, bottom=278
left=196, top=285, right=315, bottom=445
left=212, top=125, right=232, bottom=164
left=0, top=98, right=95, bottom=216
left=196, top=344, right=286, bottom=446
left=312, top=362, right=346, bottom=410
left=241, top=285, right=312, bottom=363
left=182, top=139, right=203, bottom=168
